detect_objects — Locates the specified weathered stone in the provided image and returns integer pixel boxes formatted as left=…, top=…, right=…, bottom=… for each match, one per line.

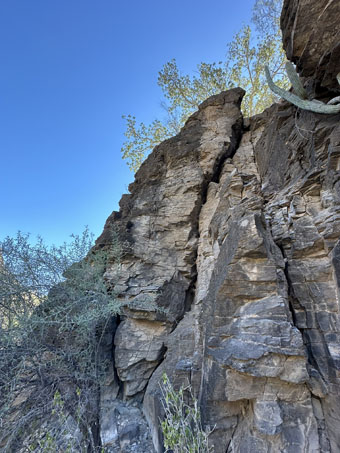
left=140, top=96, right=340, bottom=451
left=5, top=2, right=340, bottom=452
left=281, top=0, right=340, bottom=93
left=96, top=88, right=245, bottom=449
left=100, top=401, right=154, bottom=453
left=253, top=400, right=283, bottom=435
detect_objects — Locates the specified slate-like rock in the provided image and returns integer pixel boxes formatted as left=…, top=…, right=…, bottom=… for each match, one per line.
left=281, top=0, right=340, bottom=93
left=6, top=1, right=340, bottom=451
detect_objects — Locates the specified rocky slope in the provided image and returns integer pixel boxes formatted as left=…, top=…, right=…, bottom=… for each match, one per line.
left=94, top=2, right=340, bottom=451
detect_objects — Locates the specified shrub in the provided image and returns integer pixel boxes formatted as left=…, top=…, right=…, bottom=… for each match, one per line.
left=0, top=228, right=123, bottom=452
left=160, top=373, right=213, bottom=453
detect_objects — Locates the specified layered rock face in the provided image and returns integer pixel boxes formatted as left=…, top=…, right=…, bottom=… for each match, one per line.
left=98, top=103, right=340, bottom=452
left=95, top=2, right=340, bottom=452
left=96, top=89, right=244, bottom=451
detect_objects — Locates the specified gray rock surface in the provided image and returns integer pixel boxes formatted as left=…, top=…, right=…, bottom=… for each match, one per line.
left=281, top=0, right=340, bottom=94
left=97, top=88, right=245, bottom=452
left=6, top=1, right=340, bottom=450
left=96, top=2, right=340, bottom=450
left=98, top=88, right=340, bottom=451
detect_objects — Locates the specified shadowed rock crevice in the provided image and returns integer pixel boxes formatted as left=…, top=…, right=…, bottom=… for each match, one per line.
left=256, top=102, right=340, bottom=451
left=141, top=94, right=340, bottom=452
left=5, top=1, right=340, bottom=451
left=97, top=88, right=245, bottom=451
left=276, top=242, right=333, bottom=452
left=277, top=243, right=299, bottom=326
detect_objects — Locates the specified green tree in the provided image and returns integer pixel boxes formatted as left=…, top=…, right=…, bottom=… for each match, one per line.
left=252, top=0, right=282, bottom=35
left=121, top=0, right=288, bottom=172
left=0, top=228, right=123, bottom=452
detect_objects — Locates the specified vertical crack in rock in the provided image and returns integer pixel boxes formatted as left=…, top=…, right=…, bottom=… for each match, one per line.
left=96, top=88, right=245, bottom=452
left=144, top=108, right=312, bottom=453
left=277, top=242, right=332, bottom=452
left=98, top=315, right=124, bottom=448
left=97, top=97, right=340, bottom=453
left=141, top=97, right=245, bottom=453
left=198, top=209, right=311, bottom=452
left=147, top=100, right=340, bottom=453
left=257, top=104, right=340, bottom=452
left=277, top=243, right=298, bottom=326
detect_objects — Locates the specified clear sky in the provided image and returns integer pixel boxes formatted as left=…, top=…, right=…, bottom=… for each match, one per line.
left=0, top=0, right=255, bottom=245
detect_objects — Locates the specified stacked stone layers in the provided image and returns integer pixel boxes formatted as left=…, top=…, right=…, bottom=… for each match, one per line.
left=98, top=90, right=340, bottom=452
left=96, top=89, right=244, bottom=451
left=94, top=2, right=340, bottom=450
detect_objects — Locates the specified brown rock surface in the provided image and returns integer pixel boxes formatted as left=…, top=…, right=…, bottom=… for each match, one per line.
left=6, top=1, right=340, bottom=451
left=98, top=91, right=340, bottom=451
left=281, top=0, right=340, bottom=93
left=96, top=88, right=245, bottom=452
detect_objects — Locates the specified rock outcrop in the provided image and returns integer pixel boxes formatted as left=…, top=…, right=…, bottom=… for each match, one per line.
left=281, top=0, right=340, bottom=94
left=4, top=1, right=340, bottom=451
left=100, top=97, right=340, bottom=451
left=94, top=2, right=340, bottom=450
left=96, top=88, right=244, bottom=451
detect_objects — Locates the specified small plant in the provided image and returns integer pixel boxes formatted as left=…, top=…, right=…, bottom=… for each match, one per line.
left=160, top=373, right=213, bottom=453
left=27, top=389, right=103, bottom=452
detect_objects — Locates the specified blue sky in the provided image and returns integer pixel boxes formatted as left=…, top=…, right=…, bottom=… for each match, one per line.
left=0, top=0, right=255, bottom=245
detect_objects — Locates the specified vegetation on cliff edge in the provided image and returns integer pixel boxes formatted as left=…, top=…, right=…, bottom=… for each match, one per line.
left=121, top=0, right=288, bottom=172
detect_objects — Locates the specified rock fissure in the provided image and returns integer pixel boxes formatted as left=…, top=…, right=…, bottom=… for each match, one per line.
left=277, top=243, right=299, bottom=328
left=97, top=88, right=246, bottom=451
left=140, top=83, right=340, bottom=451
left=5, top=1, right=340, bottom=452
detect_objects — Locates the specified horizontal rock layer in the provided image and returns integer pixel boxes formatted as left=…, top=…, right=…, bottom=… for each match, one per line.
left=98, top=90, right=340, bottom=452
left=96, top=88, right=244, bottom=452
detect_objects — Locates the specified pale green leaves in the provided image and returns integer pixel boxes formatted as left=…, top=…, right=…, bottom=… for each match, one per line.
left=121, top=114, right=172, bottom=172
left=228, top=25, right=289, bottom=117
left=121, top=0, right=287, bottom=173
left=160, top=373, right=213, bottom=453
left=158, top=59, right=228, bottom=118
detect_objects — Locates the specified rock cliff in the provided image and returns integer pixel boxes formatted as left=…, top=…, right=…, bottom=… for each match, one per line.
left=281, top=0, right=340, bottom=95
left=3, top=1, right=339, bottom=452
left=95, top=2, right=340, bottom=451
